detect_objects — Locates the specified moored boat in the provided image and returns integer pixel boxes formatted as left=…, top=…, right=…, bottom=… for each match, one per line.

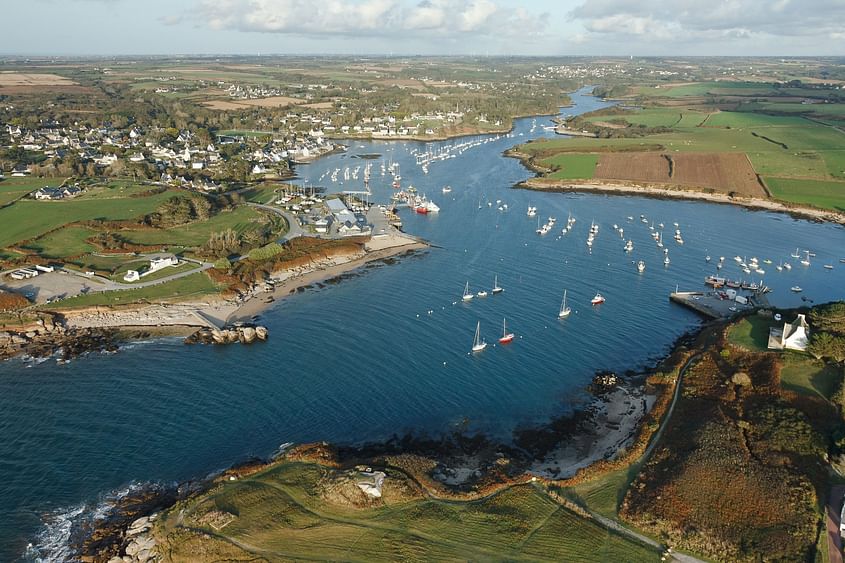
left=471, top=321, right=487, bottom=352
left=559, top=289, right=571, bottom=318
left=590, top=292, right=605, bottom=305
left=499, top=318, right=515, bottom=344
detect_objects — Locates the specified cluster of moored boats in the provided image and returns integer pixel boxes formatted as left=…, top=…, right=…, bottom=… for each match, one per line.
left=462, top=277, right=604, bottom=353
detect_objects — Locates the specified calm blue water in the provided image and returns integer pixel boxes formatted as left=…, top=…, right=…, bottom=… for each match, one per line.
left=2, top=88, right=845, bottom=560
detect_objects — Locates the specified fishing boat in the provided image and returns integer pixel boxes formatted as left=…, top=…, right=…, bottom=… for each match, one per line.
left=471, top=321, right=487, bottom=352
left=477, top=290, right=488, bottom=298
left=791, top=286, right=803, bottom=293
left=492, top=275, right=504, bottom=294
left=462, top=282, right=474, bottom=301
left=558, top=289, right=571, bottom=318
left=498, top=318, right=515, bottom=344
left=637, top=260, right=645, bottom=273
left=590, top=292, right=605, bottom=305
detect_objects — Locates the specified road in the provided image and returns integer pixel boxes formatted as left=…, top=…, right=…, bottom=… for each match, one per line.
left=247, top=202, right=303, bottom=242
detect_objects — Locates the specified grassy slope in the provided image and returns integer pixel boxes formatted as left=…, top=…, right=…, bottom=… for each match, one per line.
left=765, top=177, right=845, bottom=211
left=727, top=315, right=772, bottom=352
left=158, top=461, right=662, bottom=562
left=22, top=225, right=98, bottom=258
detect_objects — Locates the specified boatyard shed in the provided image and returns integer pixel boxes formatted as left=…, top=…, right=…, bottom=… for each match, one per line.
left=768, top=314, right=810, bottom=351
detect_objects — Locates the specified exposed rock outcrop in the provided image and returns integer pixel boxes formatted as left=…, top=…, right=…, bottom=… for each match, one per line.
left=184, top=324, right=269, bottom=346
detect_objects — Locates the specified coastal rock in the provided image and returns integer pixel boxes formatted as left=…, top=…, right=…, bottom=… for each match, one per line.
left=240, top=327, right=257, bottom=343
left=185, top=325, right=269, bottom=346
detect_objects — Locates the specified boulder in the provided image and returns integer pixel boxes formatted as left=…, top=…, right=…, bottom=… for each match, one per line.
left=210, top=329, right=226, bottom=344
left=240, top=327, right=256, bottom=344
left=255, top=326, right=268, bottom=340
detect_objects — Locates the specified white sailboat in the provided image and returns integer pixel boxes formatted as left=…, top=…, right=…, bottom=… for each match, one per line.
left=462, top=281, right=474, bottom=301
left=637, top=260, right=646, bottom=273
left=558, top=289, right=572, bottom=318
left=492, top=275, right=504, bottom=294
left=471, top=321, right=487, bottom=352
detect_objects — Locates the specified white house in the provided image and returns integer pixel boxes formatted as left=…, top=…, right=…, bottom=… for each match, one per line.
left=123, top=269, right=140, bottom=282
left=149, top=256, right=179, bottom=273
left=768, top=314, right=810, bottom=351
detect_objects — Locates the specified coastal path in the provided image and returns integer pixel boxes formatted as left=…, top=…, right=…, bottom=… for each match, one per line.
left=826, top=485, right=845, bottom=563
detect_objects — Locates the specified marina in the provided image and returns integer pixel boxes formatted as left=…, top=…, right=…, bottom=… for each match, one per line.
left=3, top=88, right=845, bottom=560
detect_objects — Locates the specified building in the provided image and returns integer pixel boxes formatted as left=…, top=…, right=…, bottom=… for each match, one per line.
left=768, top=314, right=810, bottom=351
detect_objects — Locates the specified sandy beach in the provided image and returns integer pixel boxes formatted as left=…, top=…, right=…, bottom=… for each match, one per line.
left=521, top=179, right=845, bottom=226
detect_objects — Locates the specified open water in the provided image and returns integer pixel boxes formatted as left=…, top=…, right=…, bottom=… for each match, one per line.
left=2, top=88, right=844, bottom=560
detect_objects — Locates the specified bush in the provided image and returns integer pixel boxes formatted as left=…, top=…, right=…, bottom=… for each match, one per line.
left=213, top=257, right=232, bottom=271
left=248, top=242, right=284, bottom=262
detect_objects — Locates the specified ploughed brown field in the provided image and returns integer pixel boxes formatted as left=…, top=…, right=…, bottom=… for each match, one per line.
left=0, top=72, right=92, bottom=94
left=202, top=96, right=307, bottom=110
left=594, top=152, right=766, bottom=197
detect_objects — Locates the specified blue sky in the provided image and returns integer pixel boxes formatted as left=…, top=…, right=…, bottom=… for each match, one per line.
left=2, top=0, right=844, bottom=56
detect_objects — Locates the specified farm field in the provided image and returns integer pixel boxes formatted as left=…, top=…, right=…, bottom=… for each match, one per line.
left=155, top=460, right=662, bottom=562
left=591, top=152, right=764, bottom=196
left=521, top=96, right=845, bottom=209
left=765, top=177, right=845, bottom=211
left=543, top=153, right=598, bottom=179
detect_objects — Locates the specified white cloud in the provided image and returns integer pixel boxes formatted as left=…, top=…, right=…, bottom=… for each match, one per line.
left=191, top=0, right=547, bottom=39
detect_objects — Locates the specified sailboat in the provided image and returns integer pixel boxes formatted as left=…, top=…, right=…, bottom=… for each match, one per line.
left=558, top=289, right=571, bottom=318
left=492, top=275, right=504, bottom=294
left=471, top=321, right=487, bottom=352
left=499, top=318, right=515, bottom=344
left=800, top=250, right=811, bottom=267
left=637, top=260, right=646, bottom=273
left=462, top=281, right=474, bottom=301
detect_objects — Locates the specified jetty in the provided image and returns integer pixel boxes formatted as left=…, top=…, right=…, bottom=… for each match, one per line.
left=669, top=290, right=768, bottom=319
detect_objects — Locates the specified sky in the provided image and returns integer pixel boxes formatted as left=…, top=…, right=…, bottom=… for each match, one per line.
left=2, top=0, right=844, bottom=57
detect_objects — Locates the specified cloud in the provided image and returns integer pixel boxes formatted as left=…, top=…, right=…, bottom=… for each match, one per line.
left=568, top=0, right=845, bottom=43
left=191, top=0, right=547, bottom=39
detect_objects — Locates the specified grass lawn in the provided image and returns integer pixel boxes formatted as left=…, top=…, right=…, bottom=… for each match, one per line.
left=541, top=153, right=598, bottom=180
left=0, top=189, right=177, bottom=248
left=47, top=271, right=220, bottom=309
left=65, top=253, right=142, bottom=274
left=119, top=207, right=268, bottom=246
left=157, top=461, right=661, bottom=562
left=727, top=315, right=772, bottom=352
left=780, top=356, right=842, bottom=400
left=765, top=177, right=845, bottom=211
left=23, top=226, right=98, bottom=258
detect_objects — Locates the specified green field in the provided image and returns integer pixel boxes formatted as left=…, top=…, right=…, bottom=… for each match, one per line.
left=542, top=153, right=598, bottom=180
left=46, top=271, right=220, bottom=308
left=564, top=467, right=635, bottom=521
left=727, top=315, right=772, bottom=351
left=635, top=82, right=781, bottom=98
left=22, top=226, right=98, bottom=258
left=0, top=188, right=177, bottom=248
left=157, top=461, right=662, bottom=562
left=765, top=177, right=845, bottom=210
